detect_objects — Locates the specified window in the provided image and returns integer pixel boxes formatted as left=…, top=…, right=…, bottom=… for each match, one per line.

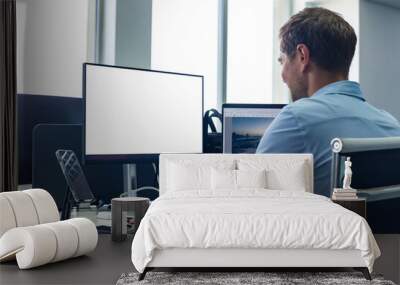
left=226, top=0, right=274, bottom=103
left=96, top=0, right=292, bottom=111
left=151, top=0, right=220, bottom=112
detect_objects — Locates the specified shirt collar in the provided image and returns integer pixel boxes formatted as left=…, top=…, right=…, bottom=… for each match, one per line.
left=312, top=80, right=365, bottom=101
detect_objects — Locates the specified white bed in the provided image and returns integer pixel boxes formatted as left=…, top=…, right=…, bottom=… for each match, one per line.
left=131, top=154, right=380, bottom=280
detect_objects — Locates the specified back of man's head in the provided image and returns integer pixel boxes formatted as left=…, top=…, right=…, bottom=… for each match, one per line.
left=280, top=7, right=357, bottom=77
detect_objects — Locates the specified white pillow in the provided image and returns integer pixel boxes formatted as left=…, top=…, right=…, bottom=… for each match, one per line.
left=236, top=169, right=267, bottom=189
left=211, top=168, right=236, bottom=190
left=238, top=159, right=309, bottom=192
left=167, top=160, right=235, bottom=191
left=211, top=169, right=268, bottom=190
left=266, top=161, right=307, bottom=191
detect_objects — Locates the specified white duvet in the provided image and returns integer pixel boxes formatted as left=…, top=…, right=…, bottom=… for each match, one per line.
left=131, top=190, right=380, bottom=273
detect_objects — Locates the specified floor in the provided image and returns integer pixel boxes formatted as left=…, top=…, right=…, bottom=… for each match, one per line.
left=0, top=234, right=133, bottom=285
left=1, top=233, right=398, bottom=285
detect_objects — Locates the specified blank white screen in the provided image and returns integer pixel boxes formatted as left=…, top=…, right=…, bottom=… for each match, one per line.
left=85, top=65, right=203, bottom=155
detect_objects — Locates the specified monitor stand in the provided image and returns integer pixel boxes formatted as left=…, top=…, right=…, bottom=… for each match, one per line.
left=123, top=164, right=137, bottom=195
left=122, top=163, right=159, bottom=199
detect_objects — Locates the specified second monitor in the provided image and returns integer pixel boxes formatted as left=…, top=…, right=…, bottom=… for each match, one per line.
left=223, top=104, right=285, bottom=153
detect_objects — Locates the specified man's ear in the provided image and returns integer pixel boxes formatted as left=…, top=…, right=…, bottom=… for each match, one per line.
left=296, top=44, right=310, bottom=72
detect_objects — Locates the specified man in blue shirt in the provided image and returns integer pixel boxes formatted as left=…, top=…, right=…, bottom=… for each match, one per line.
left=256, top=8, right=400, bottom=197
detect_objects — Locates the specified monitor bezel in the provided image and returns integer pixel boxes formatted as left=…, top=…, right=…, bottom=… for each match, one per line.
left=83, top=63, right=204, bottom=164
left=222, top=103, right=286, bottom=153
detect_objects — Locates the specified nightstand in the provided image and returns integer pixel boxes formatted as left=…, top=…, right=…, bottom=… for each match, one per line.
left=111, top=197, right=150, bottom=242
left=332, top=198, right=366, bottom=219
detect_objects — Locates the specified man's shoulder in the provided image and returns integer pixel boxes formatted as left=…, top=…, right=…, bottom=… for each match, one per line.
left=280, top=96, right=341, bottom=132
left=282, top=97, right=323, bottom=118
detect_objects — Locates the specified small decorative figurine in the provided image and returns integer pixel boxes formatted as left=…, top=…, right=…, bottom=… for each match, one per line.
left=342, top=157, right=353, bottom=190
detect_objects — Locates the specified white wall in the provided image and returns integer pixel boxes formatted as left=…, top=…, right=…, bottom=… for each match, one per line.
left=16, top=0, right=95, bottom=98
left=360, top=0, right=400, bottom=120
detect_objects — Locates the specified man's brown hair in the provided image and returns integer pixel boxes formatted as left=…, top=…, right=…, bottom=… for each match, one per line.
left=280, top=7, right=357, bottom=76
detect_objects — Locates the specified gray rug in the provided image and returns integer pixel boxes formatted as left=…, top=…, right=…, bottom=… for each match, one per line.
left=116, top=272, right=396, bottom=285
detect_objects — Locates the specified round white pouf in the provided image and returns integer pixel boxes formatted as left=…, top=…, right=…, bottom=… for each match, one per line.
left=0, top=218, right=98, bottom=269
left=66, top=218, right=98, bottom=257
left=24, top=189, right=60, bottom=224
left=0, top=196, right=17, bottom=237
left=0, top=225, right=57, bottom=269
left=1, top=191, right=39, bottom=227
left=42, top=221, right=79, bottom=262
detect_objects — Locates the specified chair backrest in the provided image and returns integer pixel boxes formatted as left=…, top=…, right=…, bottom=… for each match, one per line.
left=55, top=150, right=95, bottom=203
left=32, top=124, right=123, bottom=209
left=0, top=189, right=59, bottom=237
left=159, top=153, right=313, bottom=195
left=330, top=137, right=400, bottom=234
left=331, top=137, right=400, bottom=191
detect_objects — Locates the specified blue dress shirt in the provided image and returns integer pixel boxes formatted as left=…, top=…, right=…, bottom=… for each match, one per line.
left=256, top=80, right=400, bottom=197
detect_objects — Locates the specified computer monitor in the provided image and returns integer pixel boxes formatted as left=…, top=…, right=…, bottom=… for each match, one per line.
left=84, top=63, right=204, bottom=163
left=222, top=104, right=285, bottom=153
